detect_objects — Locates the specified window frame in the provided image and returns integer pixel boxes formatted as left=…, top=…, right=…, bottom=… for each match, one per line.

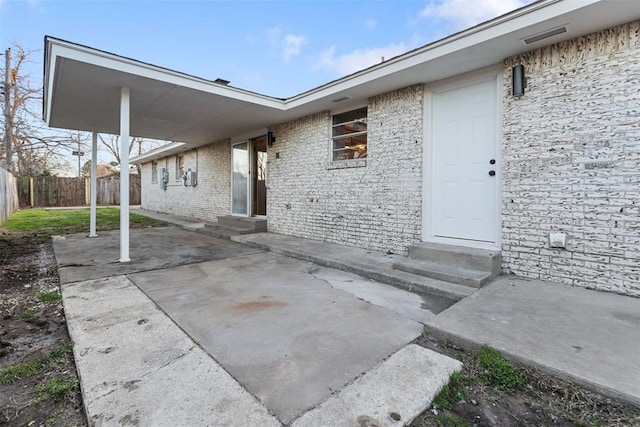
left=330, top=107, right=368, bottom=163
left=151, top=161, right=158, bottom=184
left=175, top=155, right=185, bottom=181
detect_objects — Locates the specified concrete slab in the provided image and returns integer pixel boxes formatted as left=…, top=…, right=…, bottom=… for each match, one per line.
left=232, top=232, right=476, bottom=301
left=424, top=276, right=640, bottom=405
left=310, top=267, right=451, bottom=324
left=132, top=207, right=206, bottom=229
left=128, top=252, right=425, bottom=424
left=292, top=345, right=462, bottom=427
left=62, top=275, right=279, bottom=427
left=54, top=227, right=264, bottom=284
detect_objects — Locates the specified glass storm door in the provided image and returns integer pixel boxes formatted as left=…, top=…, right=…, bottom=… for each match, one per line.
left=232, top=142, right=249, bottom=215
left=252, top=136, right=267, bottom=216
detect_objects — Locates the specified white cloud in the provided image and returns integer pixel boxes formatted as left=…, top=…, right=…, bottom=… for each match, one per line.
left=266, top=27, right=308, bottom=62
left=420, top=0, right=530, bottom=28
left=315, top=43, right=408, bottom=76
left=282, top=34, right=308, bottom=62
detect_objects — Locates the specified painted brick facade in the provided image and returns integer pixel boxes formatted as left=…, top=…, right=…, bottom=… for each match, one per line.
left=267, top=85, right=424, bottom=255
left=502, top=21, right=640, bottom=296
left=136, top=21, right=640, bottom=296
left=141, top=140, right=231, bottom=222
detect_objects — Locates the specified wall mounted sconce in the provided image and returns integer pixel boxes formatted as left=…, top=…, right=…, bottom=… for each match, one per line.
left=267, top=131, right=276, bottom=147
left=512, top=64, right=527, bottom=97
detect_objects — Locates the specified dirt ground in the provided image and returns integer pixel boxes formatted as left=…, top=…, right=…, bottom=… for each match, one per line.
left=412, top=335, right=640, bottom=427
left=1, top=227, right=639, bottom=427
left=0, top=231, right=86, bottom=426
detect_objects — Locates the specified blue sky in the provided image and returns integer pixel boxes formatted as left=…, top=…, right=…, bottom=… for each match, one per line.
left=1, top=0, right=534, bottom=98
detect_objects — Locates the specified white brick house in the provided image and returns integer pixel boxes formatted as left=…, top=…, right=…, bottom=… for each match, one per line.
left=44, top=1, right=640, bottom=296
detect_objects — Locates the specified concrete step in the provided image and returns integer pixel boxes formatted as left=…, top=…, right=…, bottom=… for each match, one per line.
left=393, top=258, right=492, bottom=288
left=217, top=216, right=267, bottom=232
left=408, top=242, right=501, bottom=275
left=199, top=224, right=257, bottom=240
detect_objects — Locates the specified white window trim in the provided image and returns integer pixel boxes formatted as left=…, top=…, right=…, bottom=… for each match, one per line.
left=329, top=105, right=368, bottom=167
left=151, top=161, right=158, bottom=184
left=175, top=154, right=184, bottom=181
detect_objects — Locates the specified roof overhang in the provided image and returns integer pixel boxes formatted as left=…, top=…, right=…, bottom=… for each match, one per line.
left=44, top=0, right=640, bottom=163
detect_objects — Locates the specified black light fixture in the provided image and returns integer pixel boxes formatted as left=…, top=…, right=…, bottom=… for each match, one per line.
left=267, top=131, right=276, bottom=147
left=512, top=64, right=526, bottom=97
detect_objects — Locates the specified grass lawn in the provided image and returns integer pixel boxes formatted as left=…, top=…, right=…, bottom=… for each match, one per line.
left=2, top=207, right=167, bottom=237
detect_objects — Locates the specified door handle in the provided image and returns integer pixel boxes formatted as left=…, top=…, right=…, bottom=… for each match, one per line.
left=489, top=159, right=496, bottom=165
left=488, top=170, right=496, bottom=176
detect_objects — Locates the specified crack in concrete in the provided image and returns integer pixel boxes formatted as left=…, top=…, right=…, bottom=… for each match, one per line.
left=140, top=345, right=197, bottom=379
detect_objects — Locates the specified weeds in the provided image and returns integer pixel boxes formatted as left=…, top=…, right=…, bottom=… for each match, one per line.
left=435, top=414, right=470, bottom=427
left=433, top=372, right=471, bottom=410
left=0, top=341, right=73, bottom=384
left=36, top=376, right=79, bottom=400
left=22, top=308, right=39, bottom=318
left=478, top=346, right=525, bottom=393
left=38, top=292, right=62, bottom=303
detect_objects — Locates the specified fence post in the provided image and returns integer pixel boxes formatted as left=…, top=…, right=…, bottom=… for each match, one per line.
left=29, top=177, right=34, bottom=208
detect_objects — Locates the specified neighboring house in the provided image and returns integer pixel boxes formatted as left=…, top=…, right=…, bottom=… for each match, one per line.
left=44, top=0, right=640, bottom=297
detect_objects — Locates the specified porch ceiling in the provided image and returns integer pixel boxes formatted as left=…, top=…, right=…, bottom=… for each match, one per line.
left=44, top=0, right=640, bottom=158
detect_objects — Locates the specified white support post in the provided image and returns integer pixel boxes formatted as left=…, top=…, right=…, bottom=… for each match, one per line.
left=89, top=131, right=98, bottom=237
left=119, top=87, right=131, bottom=262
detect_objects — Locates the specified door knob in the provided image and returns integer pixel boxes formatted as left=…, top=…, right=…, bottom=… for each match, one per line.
left=488, top=170, right=496, bottom=176
left=489, top=159, right=496, bottom=165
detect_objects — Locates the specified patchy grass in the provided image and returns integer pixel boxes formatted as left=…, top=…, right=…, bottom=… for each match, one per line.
left=478, top=346, right=525, bottom=393
left=413, top=336, right=640, bottom=427
left=433, top=372, right=471, bottom=410
left=22, top=308, right=39, bottom=318
left=435, top=414, right=470, bottom=427
left=0, top=341, right=74, bottom=384
left=37, top=377, right=79, bottom=401
left=3, top=207, right=167, bottom=237
left=38, top=291, right=62, bottom=303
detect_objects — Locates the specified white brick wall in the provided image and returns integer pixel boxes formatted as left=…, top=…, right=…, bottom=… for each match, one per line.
left=502, top=21, right=640, bottom=296
left=141, top=140, right=231, bottom=222
left=267, top=85, right=424, bottom=255
left=137, top=20, right=640, bottom=297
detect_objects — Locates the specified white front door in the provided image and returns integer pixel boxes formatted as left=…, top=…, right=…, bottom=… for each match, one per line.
left=431, top=78, right=498, bottom=244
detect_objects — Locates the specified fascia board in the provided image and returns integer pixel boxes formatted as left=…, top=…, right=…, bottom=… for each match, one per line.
left=283, top=0, right=596, bottom=109
left=46, top=38, right=286, bottom=111
left=130, top=142, right=186, bottom=164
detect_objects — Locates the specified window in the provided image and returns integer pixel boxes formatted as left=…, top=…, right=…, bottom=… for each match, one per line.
left=151, top=161, right=158, bottom=183
left=176, top=155, right=184, bottom=181
left=331, top=107, right=367, bottom=161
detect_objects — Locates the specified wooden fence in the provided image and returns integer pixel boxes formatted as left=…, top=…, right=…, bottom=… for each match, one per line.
left=16, top=175, right=141, bottom=208
left=96, top=175, right=141, bottom=205
left=0, top=167, right=19, bottom=224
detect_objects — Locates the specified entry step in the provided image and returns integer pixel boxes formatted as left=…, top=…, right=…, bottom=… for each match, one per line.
left=393, top=258, right=492, bottom=288
left=393, top=242, right=501, bottom=288
left=217, top=216, right=267, bottom=232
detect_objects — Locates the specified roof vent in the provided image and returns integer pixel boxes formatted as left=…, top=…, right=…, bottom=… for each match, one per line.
left=214, top=78, right=231, bottom=85
left=332, top=96, right=350, bottom=103
left=524, top=26, right=567, bottom=45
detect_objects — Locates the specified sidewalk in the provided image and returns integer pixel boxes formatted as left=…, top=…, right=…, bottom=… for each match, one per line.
left=131, top=209, right=640, bottom=405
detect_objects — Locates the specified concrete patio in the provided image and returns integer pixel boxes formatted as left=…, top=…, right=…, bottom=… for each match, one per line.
left=55, top=227, right=461, bottom=426
left=54, top=221, right=640, bottom=426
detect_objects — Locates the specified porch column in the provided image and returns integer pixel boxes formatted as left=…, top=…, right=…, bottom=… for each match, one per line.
left=119, top=87, right=130, bottom=262
left=89, top=131, right=98, bottom=237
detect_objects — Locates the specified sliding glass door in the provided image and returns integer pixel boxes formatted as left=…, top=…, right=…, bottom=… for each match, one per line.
left=231, top=142, right=249, bottom=215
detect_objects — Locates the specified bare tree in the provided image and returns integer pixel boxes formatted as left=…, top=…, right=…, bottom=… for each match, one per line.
left=99, top=134, right=163, bottom=174
left=1, top=43, right=74, bottom=175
